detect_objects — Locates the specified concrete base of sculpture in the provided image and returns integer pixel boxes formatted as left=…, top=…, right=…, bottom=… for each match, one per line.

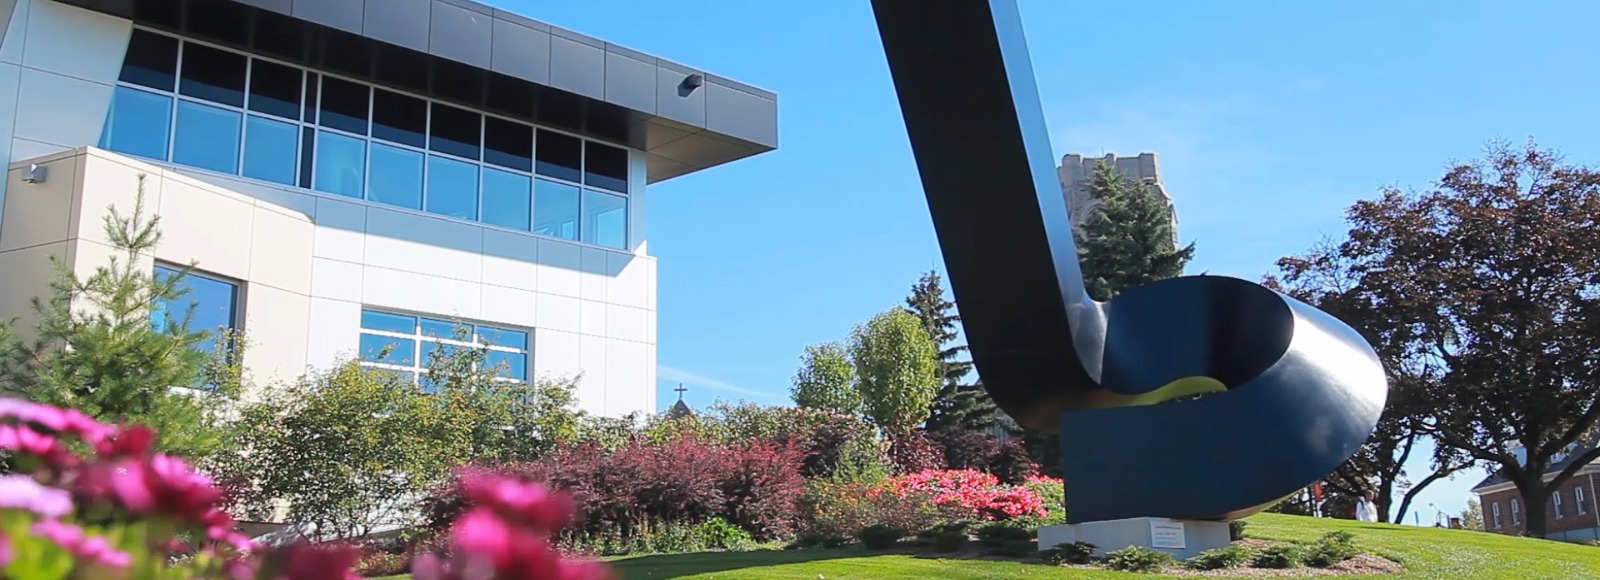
left=1038, top=517, right=1231, bottom=560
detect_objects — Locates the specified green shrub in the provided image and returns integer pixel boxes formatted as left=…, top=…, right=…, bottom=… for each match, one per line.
left=858, top=524, right=907, bottom=550
left=918, top=520, right=974, bottom=539
left=975, top=522, right=1034, bottom=548
left=931, top=531, right=967, bottom=553
left=1186, top=545, right=1249, bottom=570
left=822, top=536, right=850, bottom=548
left=1041, top=541, right=1096, bottom=565
left=697, top=517, right=755, bottom=551
left=1229, top=520, right=1248, bottom=541
left=1103, top=545, right=1175, bottom=572
left=989, top=539, right=1036, bottom=557
left=1305, top=530, right=1359, bottom=567
left=1252, top=545, right=1302, bottom=569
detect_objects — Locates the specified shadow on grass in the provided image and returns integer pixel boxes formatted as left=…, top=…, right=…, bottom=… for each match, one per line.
left=609, top=547, right=869, bottom=579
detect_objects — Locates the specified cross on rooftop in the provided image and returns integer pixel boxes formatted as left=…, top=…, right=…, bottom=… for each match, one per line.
left=675, top=383, right=688, bottom=401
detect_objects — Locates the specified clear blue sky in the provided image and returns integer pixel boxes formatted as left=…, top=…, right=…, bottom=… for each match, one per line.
left=491, top=0, right=1600, bottom=524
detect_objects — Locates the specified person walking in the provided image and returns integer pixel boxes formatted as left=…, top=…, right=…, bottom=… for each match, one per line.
left=1354, top=492, right=1379, bottom=523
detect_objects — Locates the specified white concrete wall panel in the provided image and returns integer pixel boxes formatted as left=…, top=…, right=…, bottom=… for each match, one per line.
left=154, top=173, right=256, bottom=281
left=305, top=296, right=361, bottom=370
left=20, top=0, right=128, bottom=83
left=578, top=334, right=607, bottom=414
left=0, top=0, right=29, bottom=65
left=480, top=284, right=536, bottom=329
left=312, top=198, right=367, bottom=263
left=0, top=151, right=75, bottom=251
left=364, top=207, right=484, bottom=283
left=242, top=284, right=311, bottom=389
left=13, top=68, right=113, bottom=151
left=361, top=264, right=482, bottom=320
left=535, top=238, right=581, bottom=297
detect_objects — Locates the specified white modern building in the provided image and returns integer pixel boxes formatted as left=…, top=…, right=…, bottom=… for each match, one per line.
left=0, top=0, right=778, bottom=416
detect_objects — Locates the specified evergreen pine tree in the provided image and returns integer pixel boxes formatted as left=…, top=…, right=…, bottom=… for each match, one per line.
left=1022, top=161, right=1196, bottom=474
left=0, top=176, right=241, bottom=459
left=903, top=270, right=997, bottom=431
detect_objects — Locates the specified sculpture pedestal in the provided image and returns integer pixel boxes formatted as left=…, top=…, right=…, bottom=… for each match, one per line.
left=1038, top=518, right=1230, bottom=561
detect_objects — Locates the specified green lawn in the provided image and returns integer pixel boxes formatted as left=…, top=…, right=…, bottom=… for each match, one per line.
left=603, top=513, right=1600, bottom=580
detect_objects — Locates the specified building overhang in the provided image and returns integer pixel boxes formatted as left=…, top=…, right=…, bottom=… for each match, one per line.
left=51, top=0, right=777, bottom=184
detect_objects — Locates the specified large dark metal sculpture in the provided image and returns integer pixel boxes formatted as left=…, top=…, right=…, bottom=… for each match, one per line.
left=869, top=0, right=1388, bottom=523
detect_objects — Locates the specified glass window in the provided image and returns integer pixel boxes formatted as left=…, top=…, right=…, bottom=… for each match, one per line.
left=372, top=89, right=427, bottom=148
left=484, top=117, right=532, bottom=171
left=584, top=141, right=628, bottom=193
left=242, top=115, right=298, bottom=185
left=361, top=310, right=416, bottom=334
left=247, top=59, right=302, bottom=120
left=119, top=30, right=178, bottom=91
left=430, top=103, right=481, bottom=160
left=426, top=155, right=479, bottom=220
left=477, top=326, right=528, bottom=350
left=423, top=342, right=465, bottom=367
left=421, top=318, right=472, bottom=340
left=485, top=351, right=527, bottom=380
left=581, top=190, right=627, bottom=249
left=314, top=130, right=366, bottom=198
left=481, top=168, right=531, bottom=231
left=533, top=179, right=579, bottom=240
left=150, top=265, right=239, bottom=359
left=359, top=334, right=416, bottom=366
left=319, top=77, right=369, bottom=135
left=100, top=87, right=172, bottom=160
left=368, top=143, right=424, bottom=209
left=535, top=129, right=581, bottom=182
left=173, top=101, right=242, bottom=174
left=179, top=42, right=247, bottom=107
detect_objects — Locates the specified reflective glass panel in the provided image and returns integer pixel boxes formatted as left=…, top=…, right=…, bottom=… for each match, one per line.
left=372, top=89, right=427, bottom=148
left=120, top=30, right=178, bottom=90
left=533, top=179, right=579, bottom=240
left=368, top=143, right=424, bottom=209
left=481, top=168, right=531, bottom=231
left=247, top=59, right=302, bottom=120
left=100, top=87, right=172, bottom=160
left=421, top=318, right=472, bottom=340
left=151, top=265, right=239, bottom=358
left=318, top=77, right=369, bottom=135
left=584, top=141, right=628, bottom=193
left=485, top=351, right=527, bottom=381
left=484, top=117, right=532, bottom=171
left=430, top=103, right=482, bottom=160
left=535, top=129, right=581, bottom=182
left=361, top=310, right=416, bottom=333
left=359, top=334, right=416, bottom=366
left=423, top=342, right=464, bottom=367
left=478, top=326, right=528, bottom=350
left=242, top=115, right=298, bottom=185
left=314, top=130, right=366, bottom=198
left=425, top=155, right=479, bottom=220
left=179, top=42, right=247, bottom=106
left=173, top=101, right=242, bottom=174
left=581, top=190, right=627, bottom=249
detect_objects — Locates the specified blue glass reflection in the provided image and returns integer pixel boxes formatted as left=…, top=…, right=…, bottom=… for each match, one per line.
left=242, top=115, right=298, bottom=185
left=314, top=131, right=366, bottom=198
left=486, top=351, right=527, bottom=381
left=150, top=265, right=238, bottom=358
left=482, top=168, right=531, bottom=231
left=533, top=179, right=579, bottom=240
left=477, top=326, right=528, bottom=350
left=421, top=318, right=472, bottom=339
left=359, top=333, right=416, bottom=366
left=582, top=190, right=628, bottom=249
left=423, top=342, right=464, bottom=367
left=360, top=310, right=416, bottom=334
left=368, top=143, right=424, bottom=210
left=173, top=101, right=242, bottom=174
left=100, top=87, right=172, bottom=161
left=426, top=156, right=479, bottom=220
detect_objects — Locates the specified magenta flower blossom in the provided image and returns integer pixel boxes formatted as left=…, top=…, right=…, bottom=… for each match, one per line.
left=0, top=474, right=73, bottom=519
left=0, top=424, right=65, bottom=458
left=460, top=471, right=574, bottom=530
left=0, top=531, right=11, bottom=567
left=81, top=454, right=222, bottom=520
left=30, top=520, right=132, bottom=569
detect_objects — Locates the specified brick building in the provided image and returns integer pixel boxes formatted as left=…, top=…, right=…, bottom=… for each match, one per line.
left=1471, top=441, right=1600, bottom=542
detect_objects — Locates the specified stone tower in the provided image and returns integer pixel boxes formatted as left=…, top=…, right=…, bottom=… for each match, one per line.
left=1058, top=153, right=1179, bottom=248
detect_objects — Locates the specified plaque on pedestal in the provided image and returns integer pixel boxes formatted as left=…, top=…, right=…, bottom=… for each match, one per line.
left=1038, top=518, right=1229, bottom=561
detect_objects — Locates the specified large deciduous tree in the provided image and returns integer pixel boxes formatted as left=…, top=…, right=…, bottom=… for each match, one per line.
left=848, top=308, right=940, bottom=434
left=1267, top=240, right=1468, bottom=523
left=790, top=341, right=861, bottom=416
left=1312, top=140, right=1600, bottom=538
left=903, top=270, right=997, bottom=431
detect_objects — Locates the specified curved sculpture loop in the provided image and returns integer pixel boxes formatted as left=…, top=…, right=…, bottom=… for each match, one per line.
left=869, top=0, right=1388, bottom=523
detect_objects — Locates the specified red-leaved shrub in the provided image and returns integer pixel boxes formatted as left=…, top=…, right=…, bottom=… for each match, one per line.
left=886, top=469, right=1047, bottom=520
left=887, top=430, right=943, bottom=473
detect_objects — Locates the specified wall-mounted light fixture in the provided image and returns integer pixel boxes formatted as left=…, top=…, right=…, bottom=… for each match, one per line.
left=681, top=73, right=704, bottom=90
left=20, top=164, right=47, bottom=184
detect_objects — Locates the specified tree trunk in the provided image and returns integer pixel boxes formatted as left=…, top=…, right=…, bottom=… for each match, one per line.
left=1377, top=479, right=1394, bottom=523
left=1521, top=483, right=1551, bottom=538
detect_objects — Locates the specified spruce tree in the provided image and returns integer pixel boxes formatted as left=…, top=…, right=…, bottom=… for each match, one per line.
left=1023, top=161, right=1195, bottom=473
left=903, top=270, right=997, bottom=431
left=0, top=177, right=241, bottom=459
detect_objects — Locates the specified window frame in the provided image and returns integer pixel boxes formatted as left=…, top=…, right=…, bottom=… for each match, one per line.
left=1511, top=498, right=1521, bottom=525
left=150, top=263, right=246, bottom=378
left=1554, top=490, right=1565, bottom=519
left=356, top=308, right=533, bottom=390
left=1578, top=486, right=1589, bottom=515
left=107, top=27, right=634, bottom=252
left=1492, top=502, right=1502, bottom=528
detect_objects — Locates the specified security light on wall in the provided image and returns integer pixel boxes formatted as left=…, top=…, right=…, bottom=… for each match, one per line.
left=21, top=164, right=46, bottom=184
left=681, top=74, right=704, bottom=90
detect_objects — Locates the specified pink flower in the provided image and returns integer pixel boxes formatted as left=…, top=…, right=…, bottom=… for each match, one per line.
left=0, top=399, right=67, bottom=431
left=29, top=520, right=131, bottom=568
left=258, top=542, right=362, bottom=580
left=90, top=454, right=222, bottom=520
left=460, top=472, right=574, bottom=531
left=0, top=474, right=73, bottom=518
left=0, top=531, right=11, bottom=567
left=94, top=424, right=156, bottom=459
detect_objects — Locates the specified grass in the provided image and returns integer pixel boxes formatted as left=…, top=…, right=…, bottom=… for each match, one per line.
left=598, top=513, right=1600, bottom=579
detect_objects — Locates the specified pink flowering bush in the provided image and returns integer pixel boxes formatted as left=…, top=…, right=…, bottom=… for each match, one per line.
left=0, top=398, right=610, bottom=579
left=885, top=469, right=1048, bottom=521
